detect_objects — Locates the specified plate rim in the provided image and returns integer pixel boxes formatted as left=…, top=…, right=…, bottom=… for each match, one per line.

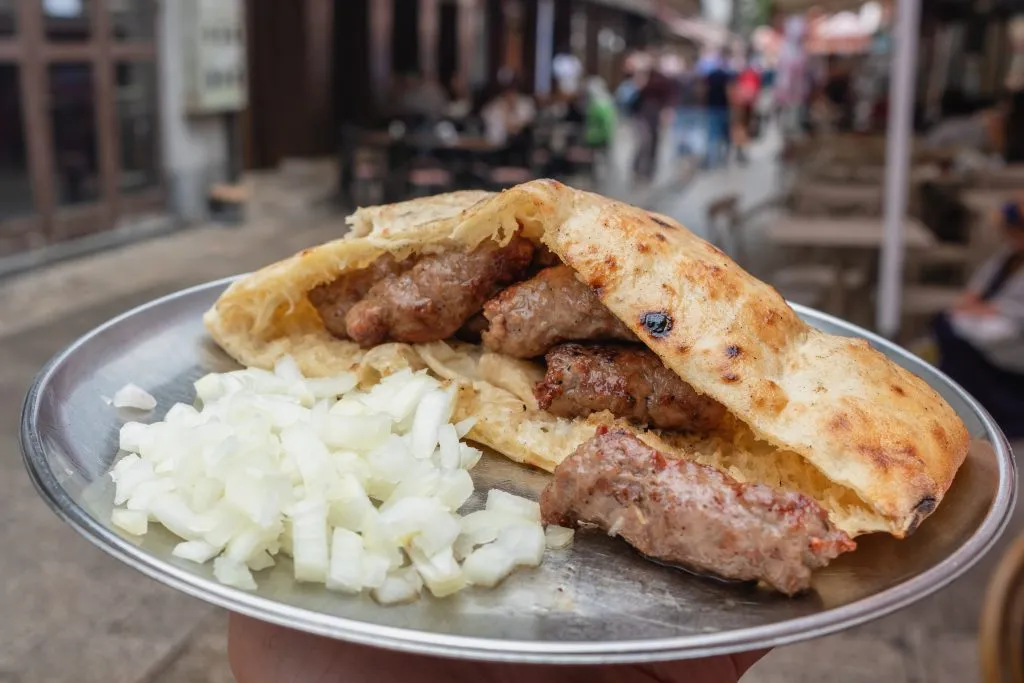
left=19, top=276, right=1018, bottom=664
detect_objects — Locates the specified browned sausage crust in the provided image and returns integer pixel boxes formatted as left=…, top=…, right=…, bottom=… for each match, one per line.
left=307, top=255, right=411, bottom=340
left=540, top=428, right=856, bottom=595
left=535, top=343, right=727, bottom=432
left=345, top=237, right=535, bottom=347
left=482, top=266, right=636, bottom=358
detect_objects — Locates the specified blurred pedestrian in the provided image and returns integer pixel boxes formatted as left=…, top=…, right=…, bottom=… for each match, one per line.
left=481, top=78, right=536, bottom=147
left=731, top=59, right=761, bottom=165
left=673, top=59, right=704, bottom=159
left=584, top=76, right=617, bottom=154
left=934, top=199, right=1024, bottom=438
left=703, top=51, right=734, bottom=169
left=633, top=66, right=674, bottom=183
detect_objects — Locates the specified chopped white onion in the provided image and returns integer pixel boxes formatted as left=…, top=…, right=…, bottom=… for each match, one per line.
left=118, top=422, right=150, bottom=452
left=247, top=550, right=276, bottom=571
left=111, top=508, right=149, bottom=536
left=453, top=416, right=478, bottom=439
left=545, top=525, right=575, bottom=549
left=372, top=565, right=423, bottom=604
left=112, top=383, right=157, bottom=411
left=485, top=490, right=542, bottom=523
left=462, top=544, right=517, bottom=587
left=290, top=499, right=329, bottom=583
left=106, top=359, right=551, bottom=601
left=409, top=547, right=466, bottom=597
left=326, top=528, right=364, bottom=593
left=173, top=540, right=220, bottom=564
left=213, top=556, right=257, bottom=590
left=495, top=523, right=546, bottom=568
left=409, top=389, right=453, bottom=460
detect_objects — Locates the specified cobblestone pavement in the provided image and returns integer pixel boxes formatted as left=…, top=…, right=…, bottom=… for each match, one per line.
left=1, top=157, right=1018, bottom=682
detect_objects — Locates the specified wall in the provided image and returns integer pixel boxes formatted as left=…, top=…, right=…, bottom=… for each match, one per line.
left=158, top=0, right=229, bottom=223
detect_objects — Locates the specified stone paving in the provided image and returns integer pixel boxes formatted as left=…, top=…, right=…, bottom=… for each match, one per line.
left=0, top=148, right=1019, bottom=682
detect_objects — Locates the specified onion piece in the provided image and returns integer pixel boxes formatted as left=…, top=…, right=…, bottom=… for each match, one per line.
left=485, top=490, right=541, bottom=523
left=173, top=540, right=220, bottom=564
left=495, top=523, right=546, bottom=567
left=273, top=355, right=304, bottom=383
left=326, top=528, right=364, bottom=593
left=247, top=551, right=276, bottom=571
left=112, top=383, right=157, bottom=411
left=409, top=389, right=453, bottom=460
left=408, top=547, right=465, bottom=597
left=111, top=508, right=149, bottom=536
left=307, top=375, right=358, bottom=399
left=545, top=525, right=575, bottom=549
left=462, top=544, right=517, bottom=587
left=372, top=565, right=423, bottom=605
left=290, top=499, right=330, bottom=583
left=118, top=422, right=150, bottom=452
left=453, top=416, right=478, bottom=439
left=322, top=414, right=392, bottom=452
left=436, top=424, right=461, bottom=471
left=213, top=556, right=257, bottom=590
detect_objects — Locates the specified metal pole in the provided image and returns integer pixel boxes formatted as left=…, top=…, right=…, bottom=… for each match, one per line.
left=877, top=0, right=922, bottom=337
left=535, top=0, right=555, bottom=96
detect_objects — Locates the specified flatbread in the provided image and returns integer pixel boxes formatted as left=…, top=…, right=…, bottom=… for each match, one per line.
left=205, top=180, right=970, bottom=538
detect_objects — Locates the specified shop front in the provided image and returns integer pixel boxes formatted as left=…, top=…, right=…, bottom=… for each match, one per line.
left=0, top=0, right=161, bottom=259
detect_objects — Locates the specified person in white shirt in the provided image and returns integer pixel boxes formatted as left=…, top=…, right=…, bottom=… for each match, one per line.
left=935, top=199, right=1024, bottom=437
left=553, top=51, right=583, bottom=97
left=481, top=81, right=537, bottom=147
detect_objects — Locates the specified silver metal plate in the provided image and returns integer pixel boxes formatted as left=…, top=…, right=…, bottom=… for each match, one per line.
left=20, top=277, right=1017, bottom=664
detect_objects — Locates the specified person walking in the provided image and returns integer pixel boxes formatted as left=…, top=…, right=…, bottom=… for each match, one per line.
left=703, top=53, right=735, bottom=169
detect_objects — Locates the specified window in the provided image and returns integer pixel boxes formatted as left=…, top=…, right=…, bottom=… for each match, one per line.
left=0, top=64, right=33, bottom=219
left=0, top=0, right=16, bottom=37
left=43, top=0, right=93, bottom=42
left=48, top=62, right=100, bottom=205
left=109, top=0, right=155, bottom=42
left=115, top=61, right=158, bottom=192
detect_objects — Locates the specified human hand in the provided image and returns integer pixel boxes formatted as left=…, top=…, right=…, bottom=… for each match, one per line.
left=953, top=294, right=999, bottom=317
left=228, top=613, right=767, bottom=683
left=952, top=292, right=988, bottom=313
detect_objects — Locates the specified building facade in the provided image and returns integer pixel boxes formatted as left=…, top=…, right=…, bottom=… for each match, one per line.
left=0, top=0, right=687, bottom=263
left=0, top=0, right=234, bottom=264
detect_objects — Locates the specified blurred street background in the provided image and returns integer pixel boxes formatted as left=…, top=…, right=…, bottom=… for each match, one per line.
left=2, top=0, right=1024, bottom=680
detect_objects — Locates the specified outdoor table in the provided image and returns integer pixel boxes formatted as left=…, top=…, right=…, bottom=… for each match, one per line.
left=765, top=215, right=936, bottom=317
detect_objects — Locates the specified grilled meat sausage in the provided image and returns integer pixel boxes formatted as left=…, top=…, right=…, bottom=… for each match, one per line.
left=535, top=343, right=726, bottom=432
left=308, top=255, right=410, bottom=340
left=345, top=237, right=534, bottom=347
left=540, top=429, right=856, bottom=595
left=481, top=266, right=636, bottom=358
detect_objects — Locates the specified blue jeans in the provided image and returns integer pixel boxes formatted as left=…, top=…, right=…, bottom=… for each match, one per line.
left=674, top=107, right=705, bottom=157
left=705, top=107, right=731, bottom=168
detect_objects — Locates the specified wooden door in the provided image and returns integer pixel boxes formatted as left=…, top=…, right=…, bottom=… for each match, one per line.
left=0, top=0, right=162, bottom=256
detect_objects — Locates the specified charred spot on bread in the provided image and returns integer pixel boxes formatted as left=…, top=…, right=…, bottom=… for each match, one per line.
left=649, top=213, right=673, bottom=228
left=721, top=372, right=740, bottom=383
left=641, top=311, right=673, bottom=338
left=904, top=496, right=939, bottom=535
left=725, top=345, right=742, bottom=358
left=890, top=384, right=907, bottom=397
left=915, top=496, right=937, bottom=515
left=654, top=232, right=668, bottom=242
